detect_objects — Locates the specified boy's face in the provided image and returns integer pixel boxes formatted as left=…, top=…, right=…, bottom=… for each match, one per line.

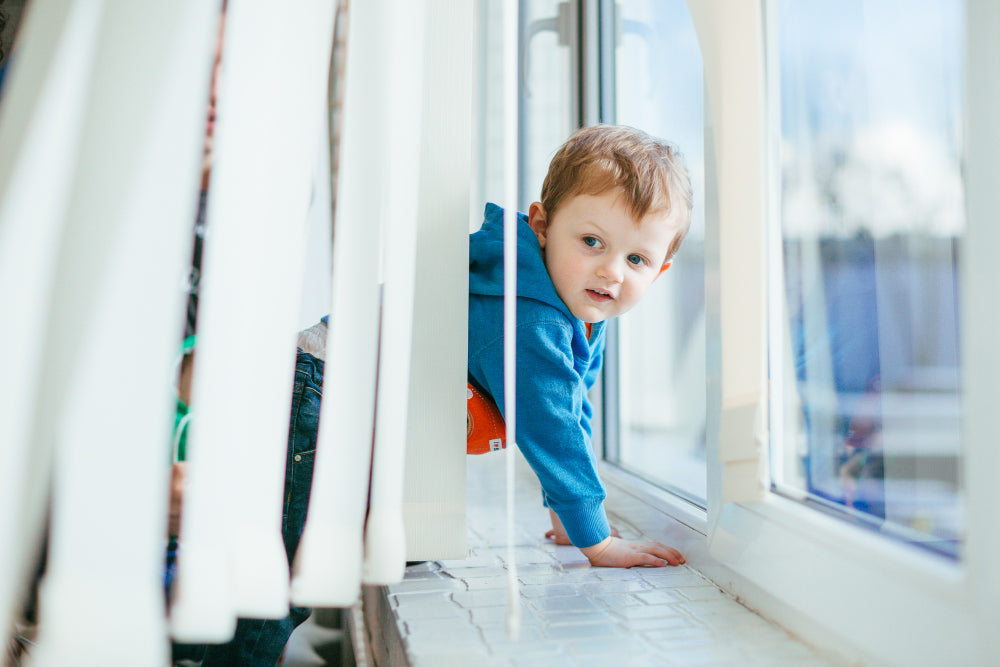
left=527, top=189, right=679, bottom=324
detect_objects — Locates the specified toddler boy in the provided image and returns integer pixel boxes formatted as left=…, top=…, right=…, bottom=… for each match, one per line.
left=468, top=125, right=692, bottom=567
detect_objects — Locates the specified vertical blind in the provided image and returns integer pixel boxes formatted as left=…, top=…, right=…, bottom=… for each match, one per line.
left=0, top=0, right=470, bottom=662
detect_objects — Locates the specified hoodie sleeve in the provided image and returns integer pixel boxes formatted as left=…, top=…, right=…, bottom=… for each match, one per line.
left=471, top=319, right=611, bottom=548
left=579, top=331, right=605, bottom=440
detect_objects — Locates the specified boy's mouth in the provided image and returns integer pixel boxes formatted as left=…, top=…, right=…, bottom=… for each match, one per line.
left=586, top=288, right=614, bottom=303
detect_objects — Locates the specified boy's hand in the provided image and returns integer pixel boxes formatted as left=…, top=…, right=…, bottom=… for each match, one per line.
left=580, top=536, right=685, bottom=568
left=545, top=508, right=619, bottom=545
left=168, top=462, right=186, bottom=537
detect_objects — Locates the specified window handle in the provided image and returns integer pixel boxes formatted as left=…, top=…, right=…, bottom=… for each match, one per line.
left=619, top=15, right=657, bottom=98
left=521, top=1, right=572, bottom=98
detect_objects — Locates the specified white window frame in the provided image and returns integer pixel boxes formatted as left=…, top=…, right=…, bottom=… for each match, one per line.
left=600, top=1, right=1000, bottom=663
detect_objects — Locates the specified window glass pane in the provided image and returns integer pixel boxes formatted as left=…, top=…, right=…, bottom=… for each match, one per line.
left=611, top=0, right=707, bottom=505
left=473, top=0, right=508, bottom=218
left=770, top=0, right=964, bottom=556
left=475, top=0, right=574, bottom=213
left=522, top=0, right=577, bottom=209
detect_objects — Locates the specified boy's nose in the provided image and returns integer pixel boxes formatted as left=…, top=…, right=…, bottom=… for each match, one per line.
left=597, top=257, right=624, bottom=283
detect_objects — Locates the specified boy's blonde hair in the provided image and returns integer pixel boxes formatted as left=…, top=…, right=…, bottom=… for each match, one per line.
left=540, top=125, right=693, bottom=262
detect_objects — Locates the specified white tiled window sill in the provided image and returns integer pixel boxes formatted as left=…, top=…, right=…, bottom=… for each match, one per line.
left=364, top=455, right=841, bottom=666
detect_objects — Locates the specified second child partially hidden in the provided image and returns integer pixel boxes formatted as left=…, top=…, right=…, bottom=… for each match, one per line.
left=468, top=124, right=693, bottom=567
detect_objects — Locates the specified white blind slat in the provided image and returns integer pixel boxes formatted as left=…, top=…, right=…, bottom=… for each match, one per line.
left=363, top=0, right=428, bottom=585
left=0, top=0, right=101, bottom=638
left=26, top=2, right=219, bottom=663
left=171, top=0, right=336, bottom=636
left=290, top=0, right=381, bottom=606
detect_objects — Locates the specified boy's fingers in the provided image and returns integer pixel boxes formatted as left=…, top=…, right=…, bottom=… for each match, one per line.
left=643, top=542, right=685, bottom=566
left=544, top=529, right=572, bottom=545
left=584, top=537, right=686, bottom=568
left=632, top=553, right=668, bottom=568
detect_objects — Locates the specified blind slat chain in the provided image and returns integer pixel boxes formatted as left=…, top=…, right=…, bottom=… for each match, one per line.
left=502, top=0, right=521, bottom=641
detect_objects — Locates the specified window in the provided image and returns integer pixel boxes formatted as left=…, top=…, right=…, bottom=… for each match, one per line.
left=581, top=0, right=999, bottom=662
left=767, top=0, right=965, bottom=557
left=470, top=2, right=999, bottom=659
left=475, top=0, right=577, bottom=213
left=604, top=0, right=708, bottom=506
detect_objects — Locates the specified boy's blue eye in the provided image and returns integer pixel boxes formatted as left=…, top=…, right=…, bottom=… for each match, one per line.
left=583, top=236, right=600, bottom=248
left=627, top=254, right=645, bottom=266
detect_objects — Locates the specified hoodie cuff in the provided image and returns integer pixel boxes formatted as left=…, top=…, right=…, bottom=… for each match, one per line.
left=552, top=499, right=611, bottom=549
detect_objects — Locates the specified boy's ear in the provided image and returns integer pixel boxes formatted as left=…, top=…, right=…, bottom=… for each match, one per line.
left=527, top=202, right=548, bottom=249
left=655, top=261, right=672, bottom=279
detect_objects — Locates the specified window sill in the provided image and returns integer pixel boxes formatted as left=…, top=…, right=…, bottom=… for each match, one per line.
left=611, top=470, right=983, bottom=665
left=698, top=492, right=979, bottom=665
left=363, top=454, right=839, bottom=665
left=597, top=462, right=986, bottom=665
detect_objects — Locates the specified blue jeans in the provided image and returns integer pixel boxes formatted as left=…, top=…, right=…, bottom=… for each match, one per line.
left=172, top=350, right=322, bottom=666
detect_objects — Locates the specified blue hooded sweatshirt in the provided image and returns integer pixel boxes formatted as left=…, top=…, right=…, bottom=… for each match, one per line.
left=468, top=203, right=610, bottom=548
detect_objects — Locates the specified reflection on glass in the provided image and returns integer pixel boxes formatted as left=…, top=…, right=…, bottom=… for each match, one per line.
left=475, top=0, right=573, bottom=212
left=771, top=0, right=964, bottom=555
left=522, top=0, right=575, bottom=209
left=613, top=0, right=706, bottom=505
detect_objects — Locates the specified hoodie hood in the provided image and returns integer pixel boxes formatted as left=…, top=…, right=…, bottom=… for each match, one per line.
left=469, top=203, right=576, bottom=322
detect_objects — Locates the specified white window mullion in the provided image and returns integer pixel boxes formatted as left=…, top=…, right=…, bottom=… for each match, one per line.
left=685, top=0, right=768, bottom=523
left=962, top=0, right=1000, bottom=652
